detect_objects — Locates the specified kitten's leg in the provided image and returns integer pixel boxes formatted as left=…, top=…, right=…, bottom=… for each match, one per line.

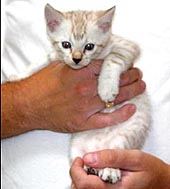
left=98, top=60, right=123, bottom=103
left=98, top=35, right=140, bottom=103
left=83, top=135, right=125, bottom=184
left=90, top=57, right=125, bottom=184
left=95, top=137, right=125, bottom=184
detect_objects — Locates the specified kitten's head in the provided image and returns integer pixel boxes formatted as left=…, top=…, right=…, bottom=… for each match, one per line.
left=45, top=4, right=115, bottom=69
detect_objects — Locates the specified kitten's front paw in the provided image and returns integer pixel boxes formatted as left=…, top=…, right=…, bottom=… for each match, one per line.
left=98, top=168, right=121, bottom=184
left=98, top=79, right=119, bottom=103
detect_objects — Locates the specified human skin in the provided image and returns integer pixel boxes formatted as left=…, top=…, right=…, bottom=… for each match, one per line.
left=1, top=60, right=145, bottom=138
left=70, top=149, right=170, bottom=189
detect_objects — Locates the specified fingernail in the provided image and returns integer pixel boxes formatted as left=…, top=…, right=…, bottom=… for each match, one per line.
left=83, top=153, right=98, bottom=164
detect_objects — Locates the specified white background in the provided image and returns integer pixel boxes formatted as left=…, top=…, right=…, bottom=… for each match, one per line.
left=1, top=0, right=170, bottom=188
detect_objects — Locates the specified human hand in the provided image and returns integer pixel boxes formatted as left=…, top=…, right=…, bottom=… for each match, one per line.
left=20, top=60, right=144, bottom=133
left=70, top=149, right=170, bottom=189
left=2, top=60, right=145, bottom=137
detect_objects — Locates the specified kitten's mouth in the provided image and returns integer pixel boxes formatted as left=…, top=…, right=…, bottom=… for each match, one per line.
left=66, top=61, right=89, bottom=69
left=64, top=58, right=90, bottom=69
left=69, top=63, right=86, bottom=69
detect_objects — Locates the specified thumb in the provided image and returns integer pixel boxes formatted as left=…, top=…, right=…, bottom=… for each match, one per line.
left=83, top=149, right=144, bottom=171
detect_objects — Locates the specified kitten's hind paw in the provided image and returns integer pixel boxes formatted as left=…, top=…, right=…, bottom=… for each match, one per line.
left=84, top=166, right=121, bottom=184
left=86, top=166, right=99, bottom=176
left=98, top=168, right=121, bottom=184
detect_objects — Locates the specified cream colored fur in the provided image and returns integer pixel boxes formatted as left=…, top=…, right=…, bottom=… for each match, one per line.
left=45, top=4, right=151, bottom=184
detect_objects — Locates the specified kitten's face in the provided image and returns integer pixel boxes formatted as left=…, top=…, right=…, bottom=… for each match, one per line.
left=45, top=4, right=115, bottom=69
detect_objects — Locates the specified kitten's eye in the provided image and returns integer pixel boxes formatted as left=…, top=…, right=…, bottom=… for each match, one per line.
left=62, top=41, right=71, bottom=49
left=85, top=43, right=95, bottom=51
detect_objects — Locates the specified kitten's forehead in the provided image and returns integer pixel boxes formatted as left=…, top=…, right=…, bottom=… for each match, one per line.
left=64, top=11, right=98, bottom=40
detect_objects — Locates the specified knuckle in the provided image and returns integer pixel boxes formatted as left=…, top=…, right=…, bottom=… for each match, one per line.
left=75, top=83, right=90, bottom=97
left=134, top=67, right=143, bottom=79
left=116, top=89, right=128, bottom=104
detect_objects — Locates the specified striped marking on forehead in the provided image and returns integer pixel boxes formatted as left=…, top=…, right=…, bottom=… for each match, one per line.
left=64, top=11, right=94, bottom=40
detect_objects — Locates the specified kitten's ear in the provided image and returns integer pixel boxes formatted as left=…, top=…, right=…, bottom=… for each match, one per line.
left=45, top=4, right=64, bottom=32
left=97, top=6, right=116, bottom=33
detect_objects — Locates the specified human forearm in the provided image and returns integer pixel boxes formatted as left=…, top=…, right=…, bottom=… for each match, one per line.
left=1, top=80, right=37, bottom=138
left=164, top=165, right=170, bottom=188
left=1, top=63, right=65, bottom=138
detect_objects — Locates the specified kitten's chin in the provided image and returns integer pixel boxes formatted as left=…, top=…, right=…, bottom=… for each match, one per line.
left=68, top=64, right=86, bottom=70
left=65, top=62, right=90, bottom=70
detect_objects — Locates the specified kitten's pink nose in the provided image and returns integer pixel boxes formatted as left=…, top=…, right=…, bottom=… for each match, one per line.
left=72, top=58, right=82, bottom=64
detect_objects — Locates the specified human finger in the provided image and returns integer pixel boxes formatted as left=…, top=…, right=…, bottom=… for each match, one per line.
left=85, top=104, right=136, bottom=130
left=70, top=157, right=113, bottom=189
left=120, top=68, right=143, bottom=86
left=70, top=157, right=86, bottom=186
left=115, top=80, right=146, bottom=105
left=83, top=149, right=144, bottom=171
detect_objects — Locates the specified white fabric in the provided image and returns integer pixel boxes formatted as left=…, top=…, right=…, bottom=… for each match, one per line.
left=1, top=0, right=170, bottom=188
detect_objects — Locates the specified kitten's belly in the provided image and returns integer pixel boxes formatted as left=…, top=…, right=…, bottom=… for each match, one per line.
left=70, top=92, right=150, bottom=160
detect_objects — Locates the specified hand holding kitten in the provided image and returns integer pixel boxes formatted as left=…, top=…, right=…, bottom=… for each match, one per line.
left=70, top=149, right=170, bottom=189
left=2, top=60, right=144, bottom=138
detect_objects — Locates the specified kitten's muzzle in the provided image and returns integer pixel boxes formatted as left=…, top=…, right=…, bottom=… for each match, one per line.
left=72, top=58, right=82, bottom=65
left=72, top=51, right=83, bottom=64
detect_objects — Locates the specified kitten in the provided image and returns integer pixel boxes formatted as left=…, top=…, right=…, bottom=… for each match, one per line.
left=9, top=4, right=151, bottom=184
left=44, top=4, right=151, bottom=184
